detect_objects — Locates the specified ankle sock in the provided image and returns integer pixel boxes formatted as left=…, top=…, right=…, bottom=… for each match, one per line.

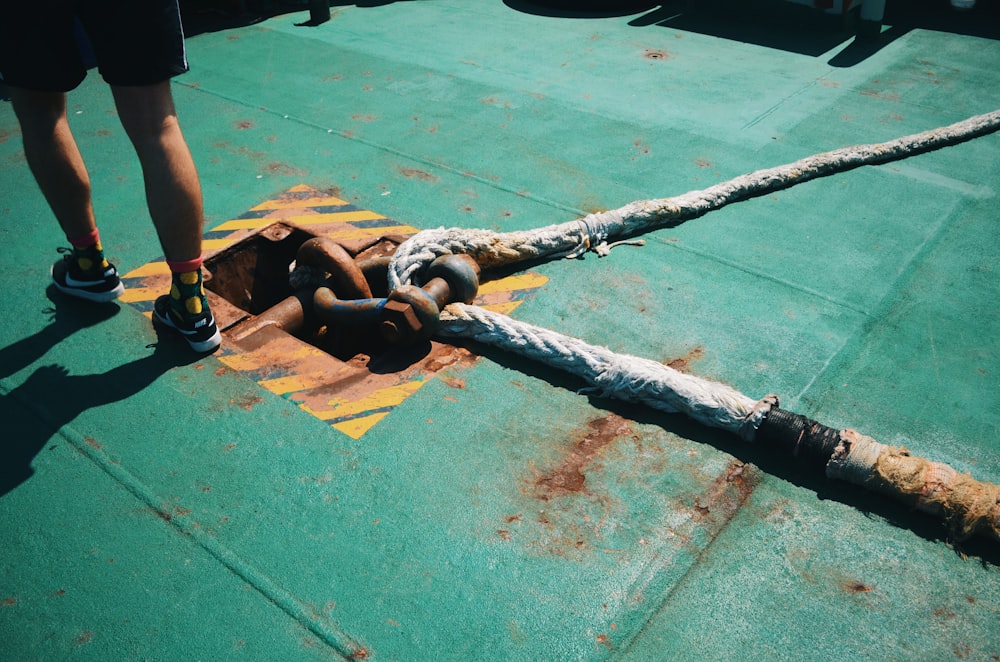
left=68, top=229, right=110, bottom=273
left=167, top=257, right=209, bottom=319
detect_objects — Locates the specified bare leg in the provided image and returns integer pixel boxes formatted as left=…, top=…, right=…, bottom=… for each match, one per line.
left=8, top=87, right=97, bottom=240
left=111, top=81, right=203, bottom=263
left=114, top=81, right=220, bottom=351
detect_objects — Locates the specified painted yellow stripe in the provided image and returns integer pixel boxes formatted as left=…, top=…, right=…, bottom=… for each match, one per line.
left=119, top=287, right=162, bottom=303
left=300, top=379, right=426, bottom=421
left=218, top=344, right=330, bottom=372
left=477, top=272, right=549, bottom=295
left=210, top=210, right=387, bottom=232
left=478, top=301, right=522, bottom=316
left=285, top=210, right=387, bottom=225
left=123, top=261, right=170, bottom=279
left=250, top=195, right=350, bottom=211
left=258, top=371, right=338, bottom=395
left=202, top=236, right=242, bottom=251
left=332, top=412, right=389, bottom=440
left=208, top=217, right=279, bottom=232
left=298, top=225, right=418, bottom=241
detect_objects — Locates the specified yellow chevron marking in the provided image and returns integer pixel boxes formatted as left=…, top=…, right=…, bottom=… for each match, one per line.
left=477, top=272, right=549, bottom=295
left=203, top=236, right=242, bottom=251
left=286, top=210, right=386, bottom=224
left=123, top=261, right=171, bottom=279
left=208, top=217, right=280, bottom=232
left=300, top=379, right=427, bottom=421
left=332, top=412, right=389, bottom=440
left=121, top=184, right=551, bottom=440
left=258, top=372, right=339, bottom=395
left=218, top=344, right=330, bottom=372
left=208, top=210, right=385, bottom=232
left=478, top=301, right=522, bottom=316
left=119, top=286, right=162, bottom=304
left=251, top=194, right=350, bottom=211
left=296, top=224, right=419, bottom=241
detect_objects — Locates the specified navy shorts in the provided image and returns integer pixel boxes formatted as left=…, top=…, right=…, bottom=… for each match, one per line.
left=0, top=0, right=189, bottom=92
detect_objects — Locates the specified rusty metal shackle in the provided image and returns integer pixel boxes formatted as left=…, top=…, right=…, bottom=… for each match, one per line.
left=313, top=287, right=386, bottom=325
left=236, top=244, right=481, bottom=344
left=231, top=237, right=381, bottom=341
left=296, top=236, right=373, bottom=299
left=379, top=254, right=480, bottom=344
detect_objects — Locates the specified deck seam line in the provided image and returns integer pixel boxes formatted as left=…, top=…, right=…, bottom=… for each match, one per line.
left=175, top=80, right=591, bottom=221
left=617, top=199, right=966, bottom=659
left=613, top=471, right=766, bottom=659
left=5, top=385, right=362, bottom=660
left=786, top=197, right=963, bottom=412
left=742, top=79, right=821, bottom=130
left=657, top=237, right=872, bottom=315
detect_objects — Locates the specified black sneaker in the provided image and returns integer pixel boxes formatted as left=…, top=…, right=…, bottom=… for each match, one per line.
left=50, top=248, right=125, bottom=302
left=153, top=295, right=222, bottom=353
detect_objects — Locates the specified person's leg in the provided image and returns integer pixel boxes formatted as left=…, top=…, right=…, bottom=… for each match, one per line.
left=112, top=81, right=220, bottom=352
left=10, top=86, right=124, bottom=302
left=111, top=81, right=202, bottom=264
left=9, top=87, right=98, bottom=241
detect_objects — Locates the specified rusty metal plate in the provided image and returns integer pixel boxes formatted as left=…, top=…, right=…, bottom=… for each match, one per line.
left=120, top=184, right=548, bottom=438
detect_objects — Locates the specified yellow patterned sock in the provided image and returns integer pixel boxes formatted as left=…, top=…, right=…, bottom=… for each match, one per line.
left=170, top=269, right=207, bottom=318
left=73, top=240, right=110, bottom=273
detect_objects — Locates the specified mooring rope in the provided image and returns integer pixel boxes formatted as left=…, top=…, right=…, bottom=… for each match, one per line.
left=437, top=302, right=775, bottom=438
left=388, top=109, right=1000, bottom=289
left=381, top=109, right=1000, bottom=543
left=438, top=303, right=1000, bottom=543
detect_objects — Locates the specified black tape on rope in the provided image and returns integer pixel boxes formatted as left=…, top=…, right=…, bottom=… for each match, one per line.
left=755, top=407, right=842, bottom=469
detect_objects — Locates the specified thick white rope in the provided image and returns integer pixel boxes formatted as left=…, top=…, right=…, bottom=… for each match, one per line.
left=438, top=303, right=777, bottom=440
left=388, top=109, right=1000, bottom=289
left=381, top=109, right=1000, bottom=438
left=406, top=111, right=1000, bottom=540
left=438, top=303, right=1000, bottom=541
left=276, top=110, right=1000, bottom=539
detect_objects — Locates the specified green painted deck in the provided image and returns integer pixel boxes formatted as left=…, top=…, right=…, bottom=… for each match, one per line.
left=2, top=1, right=999, bottom=659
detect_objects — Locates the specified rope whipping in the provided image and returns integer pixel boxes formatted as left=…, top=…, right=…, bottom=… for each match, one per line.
left=439, top=303, right=1000, bottom=543
left=284, top=111, right=1000, bottom=541
left=378, top=110, right=1000, bottom=544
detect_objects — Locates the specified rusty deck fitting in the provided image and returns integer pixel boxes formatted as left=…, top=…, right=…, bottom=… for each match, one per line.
left=118, top=185, right=549, bottom=439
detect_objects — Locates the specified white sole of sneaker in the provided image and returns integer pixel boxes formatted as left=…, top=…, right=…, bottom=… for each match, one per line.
left=153, top=307, right=223, bottom=353
left=51, top=277, right=125, bottom=303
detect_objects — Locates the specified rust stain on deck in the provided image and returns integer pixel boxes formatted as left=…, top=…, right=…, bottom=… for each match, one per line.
left=534, top=414, right=632, bottom=501
left=398, top=166, right=439, bottom=182
left=691, top=461, right=760, bottom=528
left=665, top=346, right=704, bottom=373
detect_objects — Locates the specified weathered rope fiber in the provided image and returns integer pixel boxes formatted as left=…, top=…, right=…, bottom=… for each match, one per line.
left=437, top=303, right=775, bottom=438
left=389, top=109, right=1000, bottom=289
left=440, top=304, right=1000, bottom=542
left=827, top=430, right=1000, bottom=542
left=396, top=110, right=1000, bottom=543
left=321, top=110, right=999, bottom=542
